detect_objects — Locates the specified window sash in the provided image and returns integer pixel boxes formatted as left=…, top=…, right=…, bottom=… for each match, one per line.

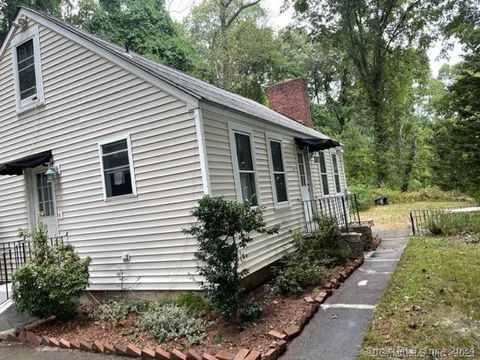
left=11, top=27, right=44, bottom=110
left=332, top=153, right=341, bottom=193
left=269, top=139, right=288, bottom=205
left=319, top=151, right=329, bottom=196
left=99, top=137, right=135, bottom=199
left=233, top=130, right=257, bottom=205
left=16, top=40, right=37, bottom=100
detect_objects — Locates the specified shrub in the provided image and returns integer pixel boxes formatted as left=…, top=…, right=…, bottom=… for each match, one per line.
left=93, top=298, right=147, bottom=323
left=13, top=222, right=91, bottom=320
left=184, top=196, right=278, bottom=323
left=348, top=185, right=472, bottom=211
left=272, top=215, right=348, bottom=295
left=138, top=303, right=205, bottom=344
left=272, top=261, right=327, bottom=295
left=176, top=292, right=209, bottom=315
left=427, top=212, right=480, bottom=236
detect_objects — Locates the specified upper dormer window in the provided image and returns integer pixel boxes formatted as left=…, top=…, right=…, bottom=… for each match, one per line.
left=11, top=26, right=44, bottom=112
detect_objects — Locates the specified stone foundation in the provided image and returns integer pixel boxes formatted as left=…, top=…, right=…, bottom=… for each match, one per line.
left=340, top=232, right=364, bottom=259
left=342, top=221, right=374, bottom=251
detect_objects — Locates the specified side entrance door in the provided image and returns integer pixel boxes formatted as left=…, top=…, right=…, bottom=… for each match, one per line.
left=30, top=168, right=58, bottom=237
left=297, top=150, right=314, bottom=224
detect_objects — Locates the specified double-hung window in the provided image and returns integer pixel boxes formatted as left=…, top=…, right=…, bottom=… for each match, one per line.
left=99, top=136, right=136, bottom=199
left=319, top=151, right=330, bottom=196
left=331, top=153, right=341, bottom=193
left=267, top=137, right=288, bottom=206
left=11, top=26, right=44, bottom=111
left=231, top=127, right=258, bottom=206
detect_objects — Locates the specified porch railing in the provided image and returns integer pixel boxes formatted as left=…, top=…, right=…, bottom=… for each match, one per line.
left=0, top=236, right=66, bottom=304
left=301, top=193, right=361, bottom=233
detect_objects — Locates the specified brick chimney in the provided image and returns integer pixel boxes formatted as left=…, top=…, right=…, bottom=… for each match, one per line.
left=266, top=78, right=313, bottom=128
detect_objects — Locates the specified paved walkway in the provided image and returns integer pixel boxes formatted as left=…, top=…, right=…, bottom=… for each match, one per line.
left=281, top=228, right=410, bottom=360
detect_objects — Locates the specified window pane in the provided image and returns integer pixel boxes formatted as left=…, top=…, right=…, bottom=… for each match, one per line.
left=322, top=174, right=329, bottom=195
left=239, top=172, right=257, bottom=206
left=274, top=174, right=288, bottom=203
left=36, top=173, right=54, bottom=216
left=270, top=141, right=284, bottom=172
left=17, top=40, right=36, bottom=100
left=319, top=152, right=327, bottom=174
left=332, top=154, right=339, bottom=173
left=335, top=175, right=341, bottom=193
left=17, top=40, right=34, bottom=64
left=235, top=133, right=253, bottom=171
left=105, top=168, right=132, bottom=197
left=103, top=151, right=129, bottom=169
left=297, top=152, right=306, bottom=186
left=102, top=139, right=128, bottom=154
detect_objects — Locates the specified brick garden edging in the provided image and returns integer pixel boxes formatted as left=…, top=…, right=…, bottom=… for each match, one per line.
left=4, top=258, right=364, bottom=360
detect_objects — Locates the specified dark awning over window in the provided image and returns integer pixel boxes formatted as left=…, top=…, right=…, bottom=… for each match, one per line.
left=0, top=151, right=52, bottom=175
left=295, top=138, right=341, bottom=152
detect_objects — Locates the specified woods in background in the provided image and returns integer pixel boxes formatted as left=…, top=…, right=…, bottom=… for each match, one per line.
left=1, top=0, right=478, bottom=200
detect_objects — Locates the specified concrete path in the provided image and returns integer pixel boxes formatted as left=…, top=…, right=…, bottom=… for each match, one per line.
left=281, top=228, right=410, bottom=360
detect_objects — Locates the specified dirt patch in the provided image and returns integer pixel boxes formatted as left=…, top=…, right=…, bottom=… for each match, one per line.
left=33, top=262, right=356, bottom=354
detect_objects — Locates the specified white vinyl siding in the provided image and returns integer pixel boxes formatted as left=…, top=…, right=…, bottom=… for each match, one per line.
left=0, top=21, right=204, bottom=290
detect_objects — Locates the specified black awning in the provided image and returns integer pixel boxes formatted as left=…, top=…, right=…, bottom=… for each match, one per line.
left=295, top=138, right=341, bottom=152
left=0, top=151, right=52, bottom=175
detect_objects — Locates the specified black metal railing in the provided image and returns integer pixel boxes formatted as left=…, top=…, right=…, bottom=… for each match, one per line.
left=410, top=206, right=480, bottom=235
left=301, top=193, right=361, bottom=233
left=0, top=235, right=66, bottom=304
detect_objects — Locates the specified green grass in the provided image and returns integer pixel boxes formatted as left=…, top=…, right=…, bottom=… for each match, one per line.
left=358, top=237, right=480, bottom=359
left=360, top=201, right=473, bottom=231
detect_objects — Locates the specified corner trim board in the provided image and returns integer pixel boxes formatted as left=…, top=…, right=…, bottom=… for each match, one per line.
left=193, top=108, right=210, bottom=195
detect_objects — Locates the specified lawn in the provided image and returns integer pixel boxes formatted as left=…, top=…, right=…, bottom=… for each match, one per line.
left=360, top=201, right=473, bottom=231
left=358, top=236, right=480, bottom=359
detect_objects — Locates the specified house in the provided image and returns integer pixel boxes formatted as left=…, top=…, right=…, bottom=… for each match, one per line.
left=0, top=6, right=349, bottom=293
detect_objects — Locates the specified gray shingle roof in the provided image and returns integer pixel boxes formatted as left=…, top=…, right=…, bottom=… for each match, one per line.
left=21, top=6, right=335, bottom=141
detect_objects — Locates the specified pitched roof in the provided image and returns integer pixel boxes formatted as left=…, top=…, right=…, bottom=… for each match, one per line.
left=7, top=6, right=337, bottom=142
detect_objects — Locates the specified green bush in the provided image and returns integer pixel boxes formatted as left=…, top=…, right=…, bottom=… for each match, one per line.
left=272, top=215, right=345, bottom=295
left=176, top=292, right=209, bottom=315
left=184, top=196, right=278, bottom=323
left=138, top=303, right=205, bottom=344
left=272, top=261, right=327, bottom=295
left=427, top=212, right=480, bottom=236
left=349, top=185, right=472, bottom=211
left=13, top=222, right=91, bottom=320
left=93, top=298, right=147, bottom=322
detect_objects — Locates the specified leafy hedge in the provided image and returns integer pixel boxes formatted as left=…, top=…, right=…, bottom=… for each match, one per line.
left=349, top=185, right=472, bottom=211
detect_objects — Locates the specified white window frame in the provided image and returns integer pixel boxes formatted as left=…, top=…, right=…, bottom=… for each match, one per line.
left=98, top=134, right=137, bottom=201
left=331, top=150, right=342, bottom=194
left=11, top=25, right=45, bottom=113
left=266, top=133, right=289, bottom=208
left=228, top=123, right=260, bottom=206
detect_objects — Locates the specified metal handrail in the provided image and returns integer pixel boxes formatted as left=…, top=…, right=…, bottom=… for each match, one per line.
left=300, top=193, right=361, bottom=233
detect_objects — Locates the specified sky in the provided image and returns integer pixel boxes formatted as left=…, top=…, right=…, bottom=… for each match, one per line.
left=166, top=0, right=464, bottom=77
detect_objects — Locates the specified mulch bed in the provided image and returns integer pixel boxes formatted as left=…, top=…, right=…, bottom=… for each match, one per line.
left=31, top=261, right=358, bottom=356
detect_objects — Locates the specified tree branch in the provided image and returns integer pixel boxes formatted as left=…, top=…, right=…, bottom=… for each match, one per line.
left=226, top=0, right=261, bottom=28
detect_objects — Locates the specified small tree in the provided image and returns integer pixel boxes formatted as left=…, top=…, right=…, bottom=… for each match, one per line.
left=184, top=196, right=278, bottom=322
left=12, top=221, right=91, bottom=320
